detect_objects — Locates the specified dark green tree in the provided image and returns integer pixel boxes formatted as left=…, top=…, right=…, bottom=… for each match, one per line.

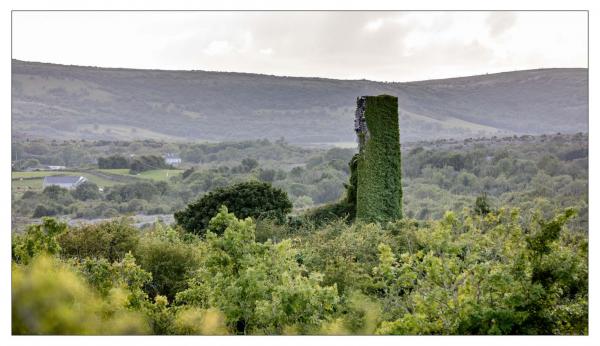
left=72, top=182, right=101, bottom=201
left=474, top=193, right=491, bottom=215
left=174, top=181, right=292, bottom=236
left=241, top=158, right=259, bottom=172
left=98, top=155, right=129, bottom=169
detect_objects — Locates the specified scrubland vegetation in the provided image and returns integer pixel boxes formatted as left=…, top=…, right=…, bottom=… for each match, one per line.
left=12, top=133, right=588, bottom=228
left=12, top=204, right=587, bottom=334
left=11, top=132, right=588, bottom=335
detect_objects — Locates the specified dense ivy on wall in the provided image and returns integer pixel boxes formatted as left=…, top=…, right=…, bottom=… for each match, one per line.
left=355, top=95, right=403, bottom=223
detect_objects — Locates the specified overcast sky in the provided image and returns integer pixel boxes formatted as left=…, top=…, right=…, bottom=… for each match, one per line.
left=12, top=11, right=587, bottom=82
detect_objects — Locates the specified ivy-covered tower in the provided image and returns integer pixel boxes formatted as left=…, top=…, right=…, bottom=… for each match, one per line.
left=353, top=95, right=402, bottom=222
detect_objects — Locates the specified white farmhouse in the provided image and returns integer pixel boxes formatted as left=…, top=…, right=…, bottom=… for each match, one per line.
left=164, top=153, right=182, bottom=166
left=42, top=176, right=87, bottom=190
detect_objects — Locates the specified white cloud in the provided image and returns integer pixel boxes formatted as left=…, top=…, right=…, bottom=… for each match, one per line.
left=487, top=12, right=518, bottom=37
left=364, top=18, right=384, bottom=32
left=12, top=11, right=587, bottom=82
left=203, top=40, right=233, bottom=56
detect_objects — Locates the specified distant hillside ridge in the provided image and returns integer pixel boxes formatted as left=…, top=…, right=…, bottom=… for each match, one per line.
left=12, top=60, right=588, bottom=143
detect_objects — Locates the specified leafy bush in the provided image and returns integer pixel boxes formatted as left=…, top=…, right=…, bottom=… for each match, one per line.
left=72, top=182, right=101, bottom=201
left=174, top=181, right=292, bottom=236
left=258, top=168, right=276, bottom=182
left=106, top=182, right=160, bottom=202
left=12, top=218, right=67, bottom=265
left=32, top=204, right=61, bottom=217
left=12, top=255, right=150, bottom=335
left=175, top=207, right=339, bottom=334
left=58, top=218, right=139, bottom=262
left=474, top=193, right=492, bottom=215
left=134, top=225, right=200, bottom=301
left=130, top=155, right=170, bottom=174
left=373, top=209, right=587, bottom=335
left=98, top=155, right=129, bottom=169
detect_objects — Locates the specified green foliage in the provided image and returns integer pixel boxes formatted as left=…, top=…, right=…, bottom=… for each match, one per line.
left=12, top=255, right=151, bottom=335
left=174, top=181, right=293, bottom=236
left=43, top=185, right=70, bottom=200
left=298, top=219, right=398, bottom=295
left=175, top=207, right=339, bottom=334
left=344, top=153, right=359, bottom=218
left=105, top=181, right=163, bottom=202
left=78, top=257, right=115, bottom=296
left=474, top=193, right=491, bottom=215
left=72, top=181, right=101, bottom=201
left=147, top=295, right=174, bottom=334
left=11, top=204, right=587, bottom=335
left=134, top=224, right=200, bottom=301
left=111, top=252, right=154, bottom=309
left=240, top=158, right=259, bottom=172
left=303, top=154, right=359, bottom=225
left=32, top=204, right=62, bottom=217
left=355, top=95, right=403, bottom=223
left=58, top=218, right=139, bottom=262
left=304, top=200, right=354, bottom=226
left=12, top=218, right=67, bottom=264
left=258, top=168, right=276, bottom=182
left=372, top=209, right=587, bottom=335
left=172, top=307, right=228, bottom=335
left=9, top=134, right=588, bottom=335
left=12, top=134, right=587, bottom=234
left=129, top=155, right=171, bottom=174
left=98, top=155, right=129, bottom=169
left=76, top=252, right=152, bottom=308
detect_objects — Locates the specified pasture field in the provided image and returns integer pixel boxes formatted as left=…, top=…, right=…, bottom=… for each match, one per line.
left=11, top=168, right=183, bottom=196
left=98, top=168, right=183, bottom=181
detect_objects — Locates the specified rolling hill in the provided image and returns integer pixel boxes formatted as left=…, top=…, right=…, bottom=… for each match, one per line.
left=11, top=60, right=588, bottom=144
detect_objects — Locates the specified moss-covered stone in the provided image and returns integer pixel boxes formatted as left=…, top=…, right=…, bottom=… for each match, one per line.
left=354, top=95, right=402, bottom=223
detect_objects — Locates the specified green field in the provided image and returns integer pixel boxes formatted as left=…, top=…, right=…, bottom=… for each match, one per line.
left=11, top=171, right=85, bottom=179
left=98, top=169, right=183, bottom=181
left=97, top=169, right=130, bottom=175
left=11, top=169, right=183, bottom=196
left=12, top=171, right=119, bottom=196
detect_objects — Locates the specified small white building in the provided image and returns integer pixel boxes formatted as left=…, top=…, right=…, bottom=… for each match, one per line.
left=42, top=176, right=87, bottom=190
left=164, top=153, right=182, bottom=166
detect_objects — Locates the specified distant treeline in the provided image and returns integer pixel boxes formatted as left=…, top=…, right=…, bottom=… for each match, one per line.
left=98, top=155, right=171, bottom=173
left=12, top=133, right=589, bottom=232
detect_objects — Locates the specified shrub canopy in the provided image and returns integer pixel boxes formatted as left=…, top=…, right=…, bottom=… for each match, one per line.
left=174, top=181, right=292, bottom=236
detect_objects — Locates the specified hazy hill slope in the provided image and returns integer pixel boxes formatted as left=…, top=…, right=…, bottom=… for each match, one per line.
left=11, top=60, right=588, bottom=143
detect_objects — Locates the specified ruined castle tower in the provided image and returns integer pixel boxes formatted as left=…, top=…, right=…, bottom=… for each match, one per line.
left=353, top=95, right=403, bottom=222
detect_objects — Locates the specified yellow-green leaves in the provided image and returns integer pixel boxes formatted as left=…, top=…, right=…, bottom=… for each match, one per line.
left=12, top=255, right=150, bottom=335
left=178, top=208, right=339, bottom=334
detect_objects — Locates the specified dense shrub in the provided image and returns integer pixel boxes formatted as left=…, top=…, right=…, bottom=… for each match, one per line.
left=58, top=219, right=139, bottom=262
left=130, top=155, right=170, bottom=174
left=106, top=182, right=160, bottom=202
left=373, top=209, right=587, bottom=335
left=98, top=155, right=129, bottom=169
left=12, top=255, right=151, bottom=335
left=134, top=225, right=200, bottom=301
left=33, top=204, right=61, bottom=217
left=12, top=218, right=67, bottom=265
left=175, top=207, right=339, bottom=334
left=174, top=181, right=292, bottom=236
left=72, top=182, right=101, bottom=201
